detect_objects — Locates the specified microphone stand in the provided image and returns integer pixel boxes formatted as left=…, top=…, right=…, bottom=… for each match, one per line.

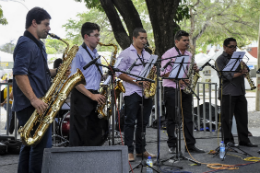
left=87, top=62, right=155, bottom=147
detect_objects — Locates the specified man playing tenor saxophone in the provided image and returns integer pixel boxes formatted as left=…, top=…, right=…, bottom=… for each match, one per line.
left=69, top=22, right=106, bottom=146
left=161, top=30, right=205, bottom=154
left=13, top=7, right=70, bottom=173
left=116, top=28, right=156, bottom=162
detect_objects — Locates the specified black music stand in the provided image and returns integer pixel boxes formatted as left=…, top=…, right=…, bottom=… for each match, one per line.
left=125, top=56, right=160, bottom=173
left=162, top=56, right=201, bottom=165
left=88, top=61, right=159, bottom=173
left=205, top=55, right=252, bottom=160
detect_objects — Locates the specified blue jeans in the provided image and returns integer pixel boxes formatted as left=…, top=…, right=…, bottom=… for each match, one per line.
left=124, top=93, right=152, bottom=153
left=17, top=106, right=52, bottom=173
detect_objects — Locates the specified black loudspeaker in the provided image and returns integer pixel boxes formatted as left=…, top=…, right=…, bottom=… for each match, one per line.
left=42, top=146, right=128, bottom=173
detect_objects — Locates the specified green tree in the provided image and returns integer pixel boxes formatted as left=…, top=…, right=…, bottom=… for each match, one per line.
left=0, top=5, right=8, bottom=25
left=74, top=0, right=190, bottom=57
left=0, top=41, right=15, bottom=53
left=180, top=0, right=260, bottom=55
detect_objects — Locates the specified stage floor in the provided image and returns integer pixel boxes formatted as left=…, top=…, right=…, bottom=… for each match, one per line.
left=0, top=128, right=260, bottom=173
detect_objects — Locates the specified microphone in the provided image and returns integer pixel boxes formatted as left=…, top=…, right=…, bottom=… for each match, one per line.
left=199, top=59, right=212, bottom=71
left=126, top=58, right=138, bottom=73
left=257, top=68, right=260, bottom=74
left=160, top=60, right=172, bottom=71
left=83, top=56, right=101, bottom=70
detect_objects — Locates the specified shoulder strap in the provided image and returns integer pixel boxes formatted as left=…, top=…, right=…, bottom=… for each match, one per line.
left=174, top=46, right=182, bottom=56
left=23, top=31, right=51, bottom=79
left=81, top=43, right=103, bottom=80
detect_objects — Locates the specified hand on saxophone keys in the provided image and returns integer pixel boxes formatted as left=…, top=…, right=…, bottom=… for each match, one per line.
left=91, top=94, right=106, bottom=105
left=30, top=97, right=48, bottom=115
left=179, top=79, right=190, bottom=87
left=65, top=66, right=71, bottom=77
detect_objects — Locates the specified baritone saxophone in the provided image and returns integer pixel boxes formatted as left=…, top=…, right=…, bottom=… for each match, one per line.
left=18, top=33, right=85, bottom=146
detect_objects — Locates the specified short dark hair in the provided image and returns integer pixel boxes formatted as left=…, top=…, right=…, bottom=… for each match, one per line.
left=25, top=7, right=51, bottom=29
left=81, top=22, right=100, bottom=39
left=133, top=28, right=146, bottom=38
left=174, top=30, right=189, bottom=41
left=53, top=58, right=63, bottom=69
left=223, top=38, right=237, bottom=46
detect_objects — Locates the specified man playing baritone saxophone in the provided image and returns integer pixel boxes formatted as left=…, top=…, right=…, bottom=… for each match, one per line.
left=161, top=30, right=205, bottom=154
left=116, top=28, right=156, bottom=162
left=69, top=22, right=106, bottom=146
left=13, top=7, right=70, bottom=173
left=216, top=38, right=258, bottom=148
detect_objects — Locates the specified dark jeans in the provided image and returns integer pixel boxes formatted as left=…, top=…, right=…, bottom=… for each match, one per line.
left=124, top=93, right=153, bottom=153
left=164, top=87, right=195, bottom=148
left=221, top=95, right=250, bottom=144
left=17, top=106, right=52, bottom=173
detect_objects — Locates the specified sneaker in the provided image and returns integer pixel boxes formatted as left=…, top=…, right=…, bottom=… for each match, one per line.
left=169, top=147, right=176, bottom=154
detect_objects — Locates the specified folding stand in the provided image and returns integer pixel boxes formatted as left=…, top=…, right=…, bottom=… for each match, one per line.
left=161, top=56, right=201, bottom=165
left=90, top=61, right=158, bottom=173
left=204, top=55, right=253, bottom=160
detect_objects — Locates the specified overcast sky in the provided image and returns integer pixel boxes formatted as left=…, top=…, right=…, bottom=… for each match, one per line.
left=0, top=0, right=88, bottom=46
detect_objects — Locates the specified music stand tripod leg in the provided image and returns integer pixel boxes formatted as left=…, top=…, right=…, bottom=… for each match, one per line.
left=130, top=83, right=161, bottom=173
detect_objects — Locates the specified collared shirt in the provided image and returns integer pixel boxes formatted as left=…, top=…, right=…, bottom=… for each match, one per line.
left=70, top=44, right=102, bottom=90
left=216, top=51, right=245, bottom=96
left=116, top=44, right=151, bottom=97
left=12, top=31, right=51, bottom=112
left=160, top=47, right=192, bottom=89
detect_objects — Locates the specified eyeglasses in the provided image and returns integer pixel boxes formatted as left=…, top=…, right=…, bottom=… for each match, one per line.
left=226, top=45, right=237, bottom=49
left=87, top=34, right=100, bottom=38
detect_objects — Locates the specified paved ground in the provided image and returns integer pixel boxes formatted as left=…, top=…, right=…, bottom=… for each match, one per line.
left=0, top=129, right=260, bottom=173
left=0, top=90, right=259, bottom=173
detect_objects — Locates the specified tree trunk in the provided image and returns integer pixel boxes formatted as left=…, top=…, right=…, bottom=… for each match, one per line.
left=145, top=0, right=180, bottom=57
left=100, top=0, right=181, bottom=57
left=99, top=0, right=131, bottom=49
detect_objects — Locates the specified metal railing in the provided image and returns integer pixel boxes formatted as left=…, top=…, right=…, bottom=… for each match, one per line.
left=0, top=82, right=18, bottom=139
left=194, top=82, right=219, bottom=132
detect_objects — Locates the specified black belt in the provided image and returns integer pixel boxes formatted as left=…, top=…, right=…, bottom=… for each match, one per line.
left=88, top=89, right=99, bottom=94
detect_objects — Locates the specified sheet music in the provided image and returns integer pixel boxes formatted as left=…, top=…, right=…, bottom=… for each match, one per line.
left=222, top=51, right=245, bottom=72
left=169, top=55, right=190, bottom=79
left=139, top=55, right=158, bottom=79
left=103, top=57, right=123, bottom=85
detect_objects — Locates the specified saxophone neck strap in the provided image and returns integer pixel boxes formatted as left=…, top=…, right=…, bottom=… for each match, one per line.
left=23, top=30, right=52, bottom=80
left=82, top=42, right=103, bottom=80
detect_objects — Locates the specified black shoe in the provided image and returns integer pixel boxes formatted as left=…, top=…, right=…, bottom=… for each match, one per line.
left=258, top=150, right=260, bottom=154
left=239, top=141, right=258, bottom=147
left=185, top=146, right=205, bottom=153
left=226, top=142, right=238, bottom=147
left=169, top=147, right=176, bottom=154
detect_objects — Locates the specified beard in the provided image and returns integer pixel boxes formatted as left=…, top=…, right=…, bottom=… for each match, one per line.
left=37, top=30, right=48, bottom=39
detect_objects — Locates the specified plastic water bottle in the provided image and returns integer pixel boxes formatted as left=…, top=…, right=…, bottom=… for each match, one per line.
left=219, top=141, right=225, bottom=159
left=146, top=156, right=153, bottom=173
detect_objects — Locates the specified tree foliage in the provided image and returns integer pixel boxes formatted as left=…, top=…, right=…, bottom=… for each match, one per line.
left=179, top=0, right=260, bottom=54
left=0, top=5, right=8, bottom=25
left=72, top=0, right=191, bottom=57
left=0, top=41, right=15, bottom=53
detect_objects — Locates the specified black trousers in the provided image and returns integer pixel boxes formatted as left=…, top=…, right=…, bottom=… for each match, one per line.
left=124, top=93, right=153, bottom=153
left=164, top=87, right=196, bottom=148
left=221, top=95, right=250, bottom=144
left=69, top=88, right=108, bottom=146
